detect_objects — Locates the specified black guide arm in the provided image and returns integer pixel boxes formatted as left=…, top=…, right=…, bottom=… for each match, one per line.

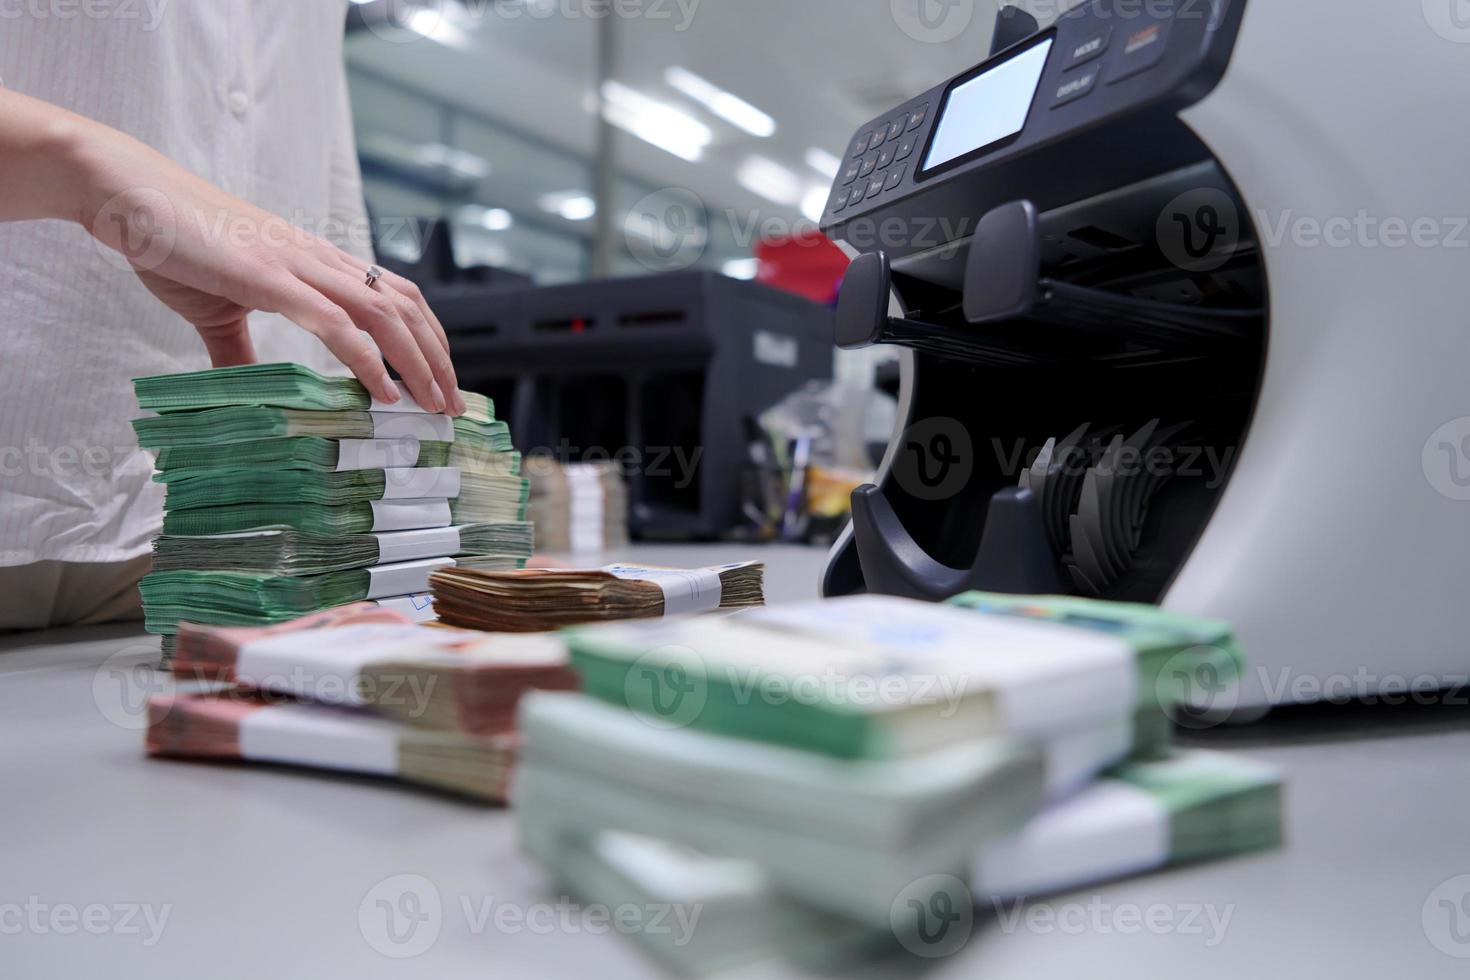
left=835, top=249, right=1057, bottom=366
left=963, top=200, right=1259, bottom=343
left=849, top=484, right=1061, bottom=602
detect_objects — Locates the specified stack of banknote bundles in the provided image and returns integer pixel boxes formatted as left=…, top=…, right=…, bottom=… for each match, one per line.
left=147, top=604, right=579, bottom=802
left=526, top=459, right=629, bottom=555
left=131, top=364, right=532, bottom=658
left=514, top=593, right=1283, bottom=972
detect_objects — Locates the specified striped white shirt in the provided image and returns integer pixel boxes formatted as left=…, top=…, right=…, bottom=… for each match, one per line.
left=0, top=1, right=365, bottom=564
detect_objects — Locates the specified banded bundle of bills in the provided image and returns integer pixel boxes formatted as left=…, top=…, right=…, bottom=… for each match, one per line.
left=521, top=829, right=883, bottom=977
left=152, top=436, right=516, bottom=474
left=526, top=460, right=629, bottom=555
left=974, top=749, right=1283, bottom=899
left=161, top=499, right=524, bottom=536
left=568, top=595, right=1148, bottom=794
left=146, top=692, right=517, bottom=803
left=134, top=406, right=510, bottom=449
left=431, top=561, right=764, bottom=633
left=140, top=557, right=521, bottom=635
left=132, top=364, right=533, bottom=650
left=173, top=617, right=578, bottom=734
left=156, top=466, right=526, bottom=511
left=531, top=749, right=1280, bottom=973
left=134, top=362, right=497, bottom=417
left=151, top=524, right=535, bottom=575
left=516, top=691, right=1045, bottom=927
left=516, top=594, right=1279, bottom=969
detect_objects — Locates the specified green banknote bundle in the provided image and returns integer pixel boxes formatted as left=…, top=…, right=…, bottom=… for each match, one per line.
left=523, top=749, right=1281, bottom=973
left=134, top=362, right=494, bottom=419
left=947, top=591, right=1246, bottom=745
left=151, top=524, right=535, bottom=575
left=157, top=467, right=527, bottom=511
left=517, top=691, right=1045, bottom=928
left=162, top=494, right=527, bottom=536
left=567, top=595, right=1143, bottom=763
left=973, top=749, right=1283, bottom=899
left=140, top=557, right=522, bottom=634
left=521, top=829, right=884, bottom=977
left=152, top=438, right=519, bottom=475
left=133, top=407, right=510, bottom=450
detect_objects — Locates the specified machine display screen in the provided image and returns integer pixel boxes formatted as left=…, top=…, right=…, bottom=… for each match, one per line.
left=923, top=37, right=1054, bottom=172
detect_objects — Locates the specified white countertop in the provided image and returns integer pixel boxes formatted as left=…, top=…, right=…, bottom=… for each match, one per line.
left=2, top=542, right=1467, bottom=979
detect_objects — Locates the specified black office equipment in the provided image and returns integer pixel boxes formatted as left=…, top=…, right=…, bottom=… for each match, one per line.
left=442, top=271, right=834, bottom=539
left=820, top=0, right=1266, bottom=604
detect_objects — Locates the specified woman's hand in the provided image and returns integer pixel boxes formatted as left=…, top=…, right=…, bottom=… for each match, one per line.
left=0, top=88, right=463, bottom=414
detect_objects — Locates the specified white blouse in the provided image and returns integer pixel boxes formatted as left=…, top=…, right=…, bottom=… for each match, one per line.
left=0, top=1, right=367, bottom=564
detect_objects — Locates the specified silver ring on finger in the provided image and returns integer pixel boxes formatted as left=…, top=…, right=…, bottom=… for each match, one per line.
left=365, top=265, right=384, bottom=289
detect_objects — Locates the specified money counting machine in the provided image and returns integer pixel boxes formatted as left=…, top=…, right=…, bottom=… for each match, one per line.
left=821, top=0, right=1470, bottom=714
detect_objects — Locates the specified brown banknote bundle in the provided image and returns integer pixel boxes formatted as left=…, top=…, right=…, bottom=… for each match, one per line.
left=429, top=561, right=765, bottom=632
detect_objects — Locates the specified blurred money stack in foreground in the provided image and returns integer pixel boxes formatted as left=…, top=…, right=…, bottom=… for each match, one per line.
left=146, top=605, right=577, bottom=802
left=130, top=364, right=533, bottom=659
left=526, top=460, right=629, bottom=555
left=515, top=594, right=1282, bottom=974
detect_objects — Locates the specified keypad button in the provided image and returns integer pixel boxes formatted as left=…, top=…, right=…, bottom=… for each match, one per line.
left=886, top=119, right=905, bottom=142
left=1064, top=27, right=1111, bottom=70
left=1051, top=65, right=1101, bottom=108
left=858, top=154, right=878, bottom=177
left=842, top=159, right=862, bottom=185
left=895, top=135, right=917, bottom=161
left=877, top=146, right=896, bottom=169
left=831, top=186, right=851, bottom=212
left=866, top=177, right=885, bottom=199
left=884, top=165, right=906, bottom=191
left=866, top=130, right=886, bottom=152
left=851, top=132, right=872, bottom=157
left=1109, top=18, right=1172, bottom=84
left=907, top=104, right=929, bottom=131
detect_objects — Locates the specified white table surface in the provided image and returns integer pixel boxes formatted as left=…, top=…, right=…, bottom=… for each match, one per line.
left=3, top=542, right=1468, bottom=979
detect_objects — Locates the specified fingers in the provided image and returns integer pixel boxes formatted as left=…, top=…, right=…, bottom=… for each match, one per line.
left=196, top=318, right=258, bottom=368
left=317, top=250, right=463, bottom=414
left=374, top=270, right=465, bottom=415
left=266, top=280, right=399, bottom=405
left=295, top=263, right=454, bottom=415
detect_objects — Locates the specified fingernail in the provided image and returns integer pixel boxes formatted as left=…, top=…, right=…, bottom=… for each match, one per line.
left=453, top=390, right=467, bottom=416
left=430, top=381, right=447, bottom=413
left=382, top=383, right=401, bottom=404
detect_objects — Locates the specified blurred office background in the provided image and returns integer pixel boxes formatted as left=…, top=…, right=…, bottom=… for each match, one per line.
left=341, top=0, right=1060, bottom=544
left=343, top=0, right=1031, bottom=286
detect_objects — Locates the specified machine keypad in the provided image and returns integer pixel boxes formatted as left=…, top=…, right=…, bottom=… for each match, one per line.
left=840, top=102, right=931, bottom=214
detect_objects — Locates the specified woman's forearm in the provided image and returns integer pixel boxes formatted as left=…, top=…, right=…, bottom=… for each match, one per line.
left=0, top=88, right=99, bottom=225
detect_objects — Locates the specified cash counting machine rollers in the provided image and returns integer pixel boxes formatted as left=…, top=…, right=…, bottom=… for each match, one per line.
left=820, top=0, right=1470, bottom=713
